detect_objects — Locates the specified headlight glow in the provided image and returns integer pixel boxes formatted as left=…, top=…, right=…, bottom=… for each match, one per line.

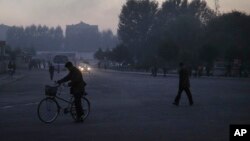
left=78, top=66, right=84, bottom=71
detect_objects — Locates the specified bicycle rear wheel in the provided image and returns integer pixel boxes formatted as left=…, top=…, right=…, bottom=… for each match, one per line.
left=71, top=97, right=90, bottom=121
left=37, top=97, right=60, bottom=123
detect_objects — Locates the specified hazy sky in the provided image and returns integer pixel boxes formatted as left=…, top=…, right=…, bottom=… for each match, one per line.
left=0, top=0, right=250, bottom=33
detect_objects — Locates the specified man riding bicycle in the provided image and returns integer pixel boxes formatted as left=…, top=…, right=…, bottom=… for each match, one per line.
left=56, top=61, right=87, bottom=122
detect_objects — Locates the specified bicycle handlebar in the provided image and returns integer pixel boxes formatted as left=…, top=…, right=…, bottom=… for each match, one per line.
left=54, top=81, right=69, bottom=88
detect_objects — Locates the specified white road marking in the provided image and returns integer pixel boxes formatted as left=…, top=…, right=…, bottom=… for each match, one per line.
left=0, top=102, right=39, bottom=110
left=24, top=102, right=39, bottom=106
left=0, top=106, right=13, bottom=109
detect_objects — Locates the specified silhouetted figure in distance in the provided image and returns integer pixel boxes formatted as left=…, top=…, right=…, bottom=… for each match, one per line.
left=49, top=63, right=55, bottom=80
left=197, top=65, right=202, bottom=77
left=163, top=67, right=167, bottom=77
left=12, top=61, right=16, bottom=74
left=206, top=65, right=211, bottom=76
left=226, top=63, right=232, bottom=77
left=8, top=60, right=15, bottom=76
left=173, top=62, right=194, bottom=106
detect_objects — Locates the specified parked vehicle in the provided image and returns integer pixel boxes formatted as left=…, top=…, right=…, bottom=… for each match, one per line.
left=53, top=55, right=69, bottom=71
left=212, top=61, right=226, bottom=76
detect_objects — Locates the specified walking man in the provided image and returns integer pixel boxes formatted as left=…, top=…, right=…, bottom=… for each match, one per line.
left=173, top=62, right=194, bottom=106
left=8, top=60, right=14, bottom=77
left=49, top=63, right=55, bottom=80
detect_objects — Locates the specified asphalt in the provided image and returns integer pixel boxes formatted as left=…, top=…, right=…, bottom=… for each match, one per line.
left=0, top=68, right=250, bottom=141
left=0, top=70, right=26, bottom=86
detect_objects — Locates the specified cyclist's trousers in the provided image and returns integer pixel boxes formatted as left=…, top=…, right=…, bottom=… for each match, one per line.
left=73, top=93, right=84, bottom=118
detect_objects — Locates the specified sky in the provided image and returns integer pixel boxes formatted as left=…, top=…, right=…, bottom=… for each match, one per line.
left=0, top=0, right=250, bottom=34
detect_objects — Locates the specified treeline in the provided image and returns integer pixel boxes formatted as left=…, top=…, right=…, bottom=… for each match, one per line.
left=6, top=25, right=63, bottom=51
left=6, top=23, right=118, bottom=52
left=95, top=0, right=250, bottom=69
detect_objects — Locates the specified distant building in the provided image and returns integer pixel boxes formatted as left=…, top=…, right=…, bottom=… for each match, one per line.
left=0, top=24, right=9, bottom=41
left=65, top=22, right=100, bottom=51
left=66, top=21, right=99, bottom=35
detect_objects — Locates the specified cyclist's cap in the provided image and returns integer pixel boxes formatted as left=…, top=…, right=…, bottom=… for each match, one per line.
left=65, top=62, right=73, bottom=68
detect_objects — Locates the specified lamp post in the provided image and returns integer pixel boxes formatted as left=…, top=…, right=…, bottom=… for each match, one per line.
left=0, top=41, right=6, bottom=61
left=0, top=41, right=6, bottom=73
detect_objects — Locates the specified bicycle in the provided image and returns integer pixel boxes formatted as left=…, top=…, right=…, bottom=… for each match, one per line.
left=37, top=84, right=90, bottom=123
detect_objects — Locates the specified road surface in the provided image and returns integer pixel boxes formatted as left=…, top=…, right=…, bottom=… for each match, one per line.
left=0, top=69, right=250, bottom=141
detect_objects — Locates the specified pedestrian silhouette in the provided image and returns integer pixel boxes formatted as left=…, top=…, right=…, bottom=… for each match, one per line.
left=198, top=65, right=202, bottom=77
left=13, top=61, right=16, bottom=74
left=163, top=67, right=167, bottom=77
left=49, top=62, right=55, bottom=80
left=151, top=66, right=158, bottom=77
left=206, top=65, right=211, bottom=76
left=8, top=60, right=15, bottom=77
left=226, top=63, right=232, bottom=77
left=173, top=62, right=194, bottom=106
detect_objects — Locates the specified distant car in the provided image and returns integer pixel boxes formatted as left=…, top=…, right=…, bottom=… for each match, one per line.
left=78, top=63, right=91, bottom=74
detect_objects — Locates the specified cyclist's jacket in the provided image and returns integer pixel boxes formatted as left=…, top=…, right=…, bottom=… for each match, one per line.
left=58, top=67, right=86, bottom=94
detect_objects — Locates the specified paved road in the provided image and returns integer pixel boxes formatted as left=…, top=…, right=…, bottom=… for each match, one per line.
left=0, top=69, right=250, bottom=141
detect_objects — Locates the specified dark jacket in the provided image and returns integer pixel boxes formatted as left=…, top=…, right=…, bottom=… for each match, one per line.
left=179, top=67, right=190, bottom=88
left=49, top=65, right=54, bottom=72
left=58, top=67, right=86, bottom=94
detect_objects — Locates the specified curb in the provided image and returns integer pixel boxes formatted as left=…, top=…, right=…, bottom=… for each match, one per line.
left=99, top=69, right=177, bottom=77
left=98, top=69, right=250, bottom=80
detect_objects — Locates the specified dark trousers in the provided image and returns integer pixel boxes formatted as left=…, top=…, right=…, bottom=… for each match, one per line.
left=49, top=72, right=54, bottom=80
left=174, top=87, right=193, bottom=104
left=73, top=93, right=84, bottom=118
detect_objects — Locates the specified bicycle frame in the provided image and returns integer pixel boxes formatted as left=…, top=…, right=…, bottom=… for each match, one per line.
left=55, top=95, right=73, bottom=104
left=52, top=85, right=75, bottom=112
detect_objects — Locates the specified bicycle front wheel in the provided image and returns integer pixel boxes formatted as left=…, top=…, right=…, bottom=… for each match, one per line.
left=71, top=97, right=90, bottom=121
left=37, top=97, right=60, bottom=123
